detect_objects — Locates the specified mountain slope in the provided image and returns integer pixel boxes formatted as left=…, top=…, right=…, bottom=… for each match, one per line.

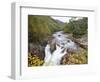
left=28, top=15, right=63, bottom=43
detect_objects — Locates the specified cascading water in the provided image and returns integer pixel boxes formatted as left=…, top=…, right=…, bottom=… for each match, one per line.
left=43, top=31, right=78, bottom=66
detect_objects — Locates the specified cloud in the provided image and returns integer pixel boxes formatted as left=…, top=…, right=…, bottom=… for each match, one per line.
left=51, top=16, right=72, bottom=23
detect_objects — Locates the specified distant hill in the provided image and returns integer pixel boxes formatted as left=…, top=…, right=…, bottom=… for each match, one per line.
left=55, top=19, right=64, bottom=25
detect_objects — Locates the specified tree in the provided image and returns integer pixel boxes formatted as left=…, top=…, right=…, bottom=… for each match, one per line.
left=63, top=17, right=88, bottom=38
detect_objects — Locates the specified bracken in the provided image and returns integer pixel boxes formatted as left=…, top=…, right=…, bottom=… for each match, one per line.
left=28, top=52, right=44, bottom=67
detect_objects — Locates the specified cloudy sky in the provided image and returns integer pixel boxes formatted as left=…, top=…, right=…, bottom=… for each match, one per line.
left=51, top=16, right=72, bottom=23
left=51, top=16, right=83, bottom=23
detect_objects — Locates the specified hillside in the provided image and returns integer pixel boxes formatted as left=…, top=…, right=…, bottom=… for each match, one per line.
left=28, top=15, right=63, bottom=44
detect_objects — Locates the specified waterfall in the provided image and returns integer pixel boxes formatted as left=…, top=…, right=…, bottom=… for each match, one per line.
left=43, top=31, right=77, bottom=66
